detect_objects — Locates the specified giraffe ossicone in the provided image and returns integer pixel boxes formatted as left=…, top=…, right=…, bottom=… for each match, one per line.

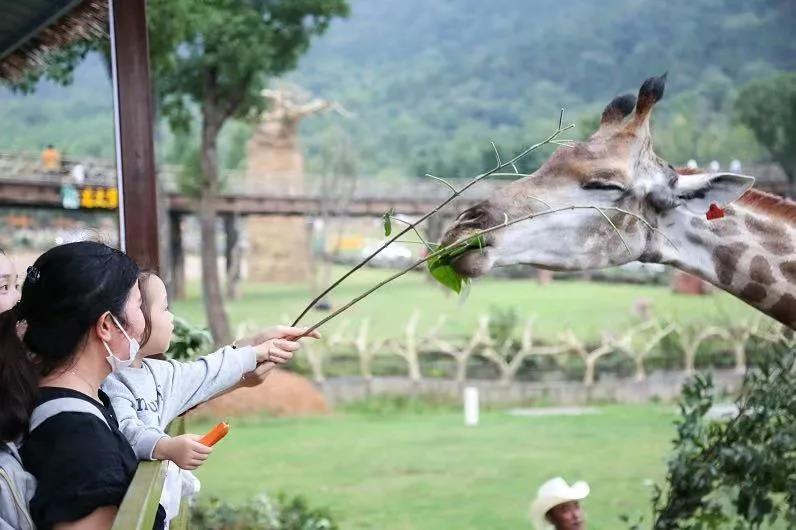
left=441, top=74, right=796, bottom=328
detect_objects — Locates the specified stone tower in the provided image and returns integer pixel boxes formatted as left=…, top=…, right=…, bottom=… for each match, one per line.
left=245, top=86, right=336, bottom=282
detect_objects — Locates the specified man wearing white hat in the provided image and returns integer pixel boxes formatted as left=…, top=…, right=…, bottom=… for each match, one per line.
left=529, top=477, right=589, bottom=530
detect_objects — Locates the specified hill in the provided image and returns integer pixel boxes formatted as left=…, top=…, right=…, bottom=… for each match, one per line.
left=1, top=0, right=793, bottom=177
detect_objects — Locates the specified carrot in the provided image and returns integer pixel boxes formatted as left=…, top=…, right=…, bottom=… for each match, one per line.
left=199, top=421, right=230, bottom=447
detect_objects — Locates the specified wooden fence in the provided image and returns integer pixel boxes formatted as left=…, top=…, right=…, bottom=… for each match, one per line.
left=296, top=311, right=792, bottom=387
left=112, top=417, right=190, bottom=530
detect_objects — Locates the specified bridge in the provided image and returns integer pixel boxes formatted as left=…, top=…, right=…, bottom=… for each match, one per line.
left=0, top=152, right=490, bottom=217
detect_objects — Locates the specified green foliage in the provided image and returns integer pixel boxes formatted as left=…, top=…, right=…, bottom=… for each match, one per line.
left=166, top=316, right=213, bottom=360
left=292, top=0, right=794, bottom=175
left=177, top=146, right=203, bottom=197
left=426, top=235, right=484, bottom=294
left=191, top=492, right=337, bottom=530
left=487, top=306, right=519, bottom=348
left=148, top=0, right=350, bottom=134
left=382, top=208, right=394, bottom=236
left=342, top=395, right=458, bottom=416
left=428, top=261, right=466, bottom=294
left=736, top=72, right=796, bottom=181
left=3, top=0, right=792, bottom=175
left=638, top=344, right=796, bottom=529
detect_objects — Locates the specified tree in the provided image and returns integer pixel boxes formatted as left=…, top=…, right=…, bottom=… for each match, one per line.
left=149, top=0, right=349, bottom=343
left=628, top=344, right=796, bottom=529
left=736, top=73, right=796, bottom=196
left=5, top=1, right=349, bottom=344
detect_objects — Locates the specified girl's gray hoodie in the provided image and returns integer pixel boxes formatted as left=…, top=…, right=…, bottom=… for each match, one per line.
left=102, top=345, right=256, bottom=459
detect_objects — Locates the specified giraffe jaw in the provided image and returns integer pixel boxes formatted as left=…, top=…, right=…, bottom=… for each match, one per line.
left=450, top=248, right=497, bottom=278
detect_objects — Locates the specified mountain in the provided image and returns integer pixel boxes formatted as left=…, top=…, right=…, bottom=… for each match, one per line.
left=1, top=0, right=794, bottom=177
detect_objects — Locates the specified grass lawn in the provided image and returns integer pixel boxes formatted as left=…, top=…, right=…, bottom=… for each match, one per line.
left=192, top=405, right=676, bottom=530
left=172, top=266, right=761, bottom=342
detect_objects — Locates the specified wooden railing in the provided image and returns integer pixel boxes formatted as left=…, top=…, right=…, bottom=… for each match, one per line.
left=112, top=418, right=190, bottom=530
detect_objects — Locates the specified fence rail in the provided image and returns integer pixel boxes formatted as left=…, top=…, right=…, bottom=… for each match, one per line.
left=113, top=417, right=189, bottom=530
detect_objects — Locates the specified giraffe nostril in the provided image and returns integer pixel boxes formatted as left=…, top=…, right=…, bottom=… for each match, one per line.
left=457, top=204, right=488, bottom=225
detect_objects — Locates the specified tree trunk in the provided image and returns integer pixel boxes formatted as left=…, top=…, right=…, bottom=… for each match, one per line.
left=634, top=355, right=646, bottom=382
left=224, top=214, right=242, bottom=300
left=455, top=356, right=468, bottom=385
left=169, top=211, right=186, bottom=300
left=733, top=343, right=747, bottom=374
left=199, top=107, right=232, bottom=345
left=583, top=358, right=596, bottom=386
left=684, top=347, right=696, bottom=376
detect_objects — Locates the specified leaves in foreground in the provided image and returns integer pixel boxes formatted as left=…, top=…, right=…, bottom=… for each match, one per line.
left=427, top=234, right=485, bottom=294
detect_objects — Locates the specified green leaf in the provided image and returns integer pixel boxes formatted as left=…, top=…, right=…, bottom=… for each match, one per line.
left=382, top=208, right=395, bottom=236
left=427, top=258, right=463, bottom=294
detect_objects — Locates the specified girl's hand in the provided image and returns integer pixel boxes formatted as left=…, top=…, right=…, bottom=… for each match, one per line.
left=154, top=434, right=213, bottom=470
left=252, top=337, right=300, bottom=365
left=237, top=325, right=321, bottom=348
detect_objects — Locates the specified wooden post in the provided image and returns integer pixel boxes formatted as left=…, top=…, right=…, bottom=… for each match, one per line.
left=169, top=211, right=186, bottom=300
left=109, top=0, right=160, bottom=271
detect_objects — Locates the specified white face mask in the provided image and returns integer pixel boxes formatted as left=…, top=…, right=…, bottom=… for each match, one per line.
left=102, top=313, right=140, bottom=372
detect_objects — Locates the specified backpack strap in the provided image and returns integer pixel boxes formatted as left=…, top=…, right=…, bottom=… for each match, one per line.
left=29, top=397, right=110, bottom=433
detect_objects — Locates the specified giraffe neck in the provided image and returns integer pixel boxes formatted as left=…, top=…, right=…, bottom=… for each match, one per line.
left=659, top=190, right=796, bottom=328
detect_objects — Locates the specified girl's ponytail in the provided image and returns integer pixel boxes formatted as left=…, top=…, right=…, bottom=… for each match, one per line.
left=0, top=306, right=37, bottom=442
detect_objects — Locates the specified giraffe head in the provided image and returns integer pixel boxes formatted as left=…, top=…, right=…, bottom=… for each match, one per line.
left=441, top=74, right=755, bottom=277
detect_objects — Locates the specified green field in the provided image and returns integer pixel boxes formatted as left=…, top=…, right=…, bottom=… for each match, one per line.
left=172, top=267, right=761, bottom=342
left=192, top=405, right=675, bottom=530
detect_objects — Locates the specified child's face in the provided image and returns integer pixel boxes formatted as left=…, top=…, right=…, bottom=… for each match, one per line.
left=0, top=254, right=20, bottom=314
left=140, top=274, right=174, bottom=356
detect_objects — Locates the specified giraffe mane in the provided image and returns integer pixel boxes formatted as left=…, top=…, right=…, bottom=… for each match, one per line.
left=676, top=167, right=796, bottom=224
left=737, top=189, right=796, bottom=224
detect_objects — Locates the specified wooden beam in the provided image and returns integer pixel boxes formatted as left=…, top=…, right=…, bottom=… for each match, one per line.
left=109, top=0, right=160, bottom=271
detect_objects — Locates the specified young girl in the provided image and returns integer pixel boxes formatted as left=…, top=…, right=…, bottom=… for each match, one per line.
left=102, top=272, right=318, bottom=523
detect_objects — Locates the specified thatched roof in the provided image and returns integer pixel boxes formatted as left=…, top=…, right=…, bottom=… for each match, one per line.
left=0, top=0, right=107, bottom=82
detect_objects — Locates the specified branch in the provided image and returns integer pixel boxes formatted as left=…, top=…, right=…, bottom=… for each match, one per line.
left=389, top=215, right=434, bottom=251
left=299, top=203, right=675, bottom=337
left=291, top=118, right=575, bottom=326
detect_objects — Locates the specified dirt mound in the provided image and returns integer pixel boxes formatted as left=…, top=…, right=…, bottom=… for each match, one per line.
left=194, top=369, right=330, bottom=419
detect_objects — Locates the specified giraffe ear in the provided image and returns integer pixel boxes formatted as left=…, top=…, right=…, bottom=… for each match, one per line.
left=675, top=173, right=755, bottom=214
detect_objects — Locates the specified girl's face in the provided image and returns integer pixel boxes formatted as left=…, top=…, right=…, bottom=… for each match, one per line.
left=0, top=254, right=20, bottom=313
left=140, top=274, right=174, bottom=355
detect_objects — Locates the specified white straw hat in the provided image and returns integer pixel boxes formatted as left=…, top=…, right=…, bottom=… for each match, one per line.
left=529, top=477, right=590, bottom=529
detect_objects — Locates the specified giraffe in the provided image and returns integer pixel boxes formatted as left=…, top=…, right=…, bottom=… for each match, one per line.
left=440, top=74, right=796, bottom=328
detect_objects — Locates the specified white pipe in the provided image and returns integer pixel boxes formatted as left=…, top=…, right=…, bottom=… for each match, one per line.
left=464, top=387, right=479, bottom=427
left=108, top=0, right=126, bottom=252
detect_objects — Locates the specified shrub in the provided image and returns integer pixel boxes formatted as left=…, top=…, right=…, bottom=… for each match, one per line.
left=166, top=316, right=213, bottom=360
left=625, top=342, right=796, bottom=529
left=191, top=492, right=337, bottom=530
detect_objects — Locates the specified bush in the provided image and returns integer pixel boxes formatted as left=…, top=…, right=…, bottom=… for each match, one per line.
left=191, top=492, right=337, bottom=530
left=627, top=342, right=796, bottom=529
left=166, top=316, right=213, bottom=360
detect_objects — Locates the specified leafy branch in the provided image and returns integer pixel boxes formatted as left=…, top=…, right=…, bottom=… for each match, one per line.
left=291, top=115, right=574, bottom=326
left=299, top=202, right=674, bottom=337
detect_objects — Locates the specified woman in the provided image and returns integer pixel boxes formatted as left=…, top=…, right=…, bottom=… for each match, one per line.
left=0, top=242, right=157, bottom=529
left=0, top=241, right=312, bottom=529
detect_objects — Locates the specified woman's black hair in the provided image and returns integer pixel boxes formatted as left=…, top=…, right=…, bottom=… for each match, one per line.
left=0, top=241, right=139, bottom=442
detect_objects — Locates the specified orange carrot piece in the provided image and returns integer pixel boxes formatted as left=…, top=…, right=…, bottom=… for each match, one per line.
left=199, top=421, right=230, bottom=447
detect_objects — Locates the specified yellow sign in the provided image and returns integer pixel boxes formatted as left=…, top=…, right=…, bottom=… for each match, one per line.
left=80, top=187, right=119, bottom=209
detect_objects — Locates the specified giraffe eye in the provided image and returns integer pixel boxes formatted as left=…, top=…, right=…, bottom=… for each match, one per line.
left=582, top=180, right=626, bottom=192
